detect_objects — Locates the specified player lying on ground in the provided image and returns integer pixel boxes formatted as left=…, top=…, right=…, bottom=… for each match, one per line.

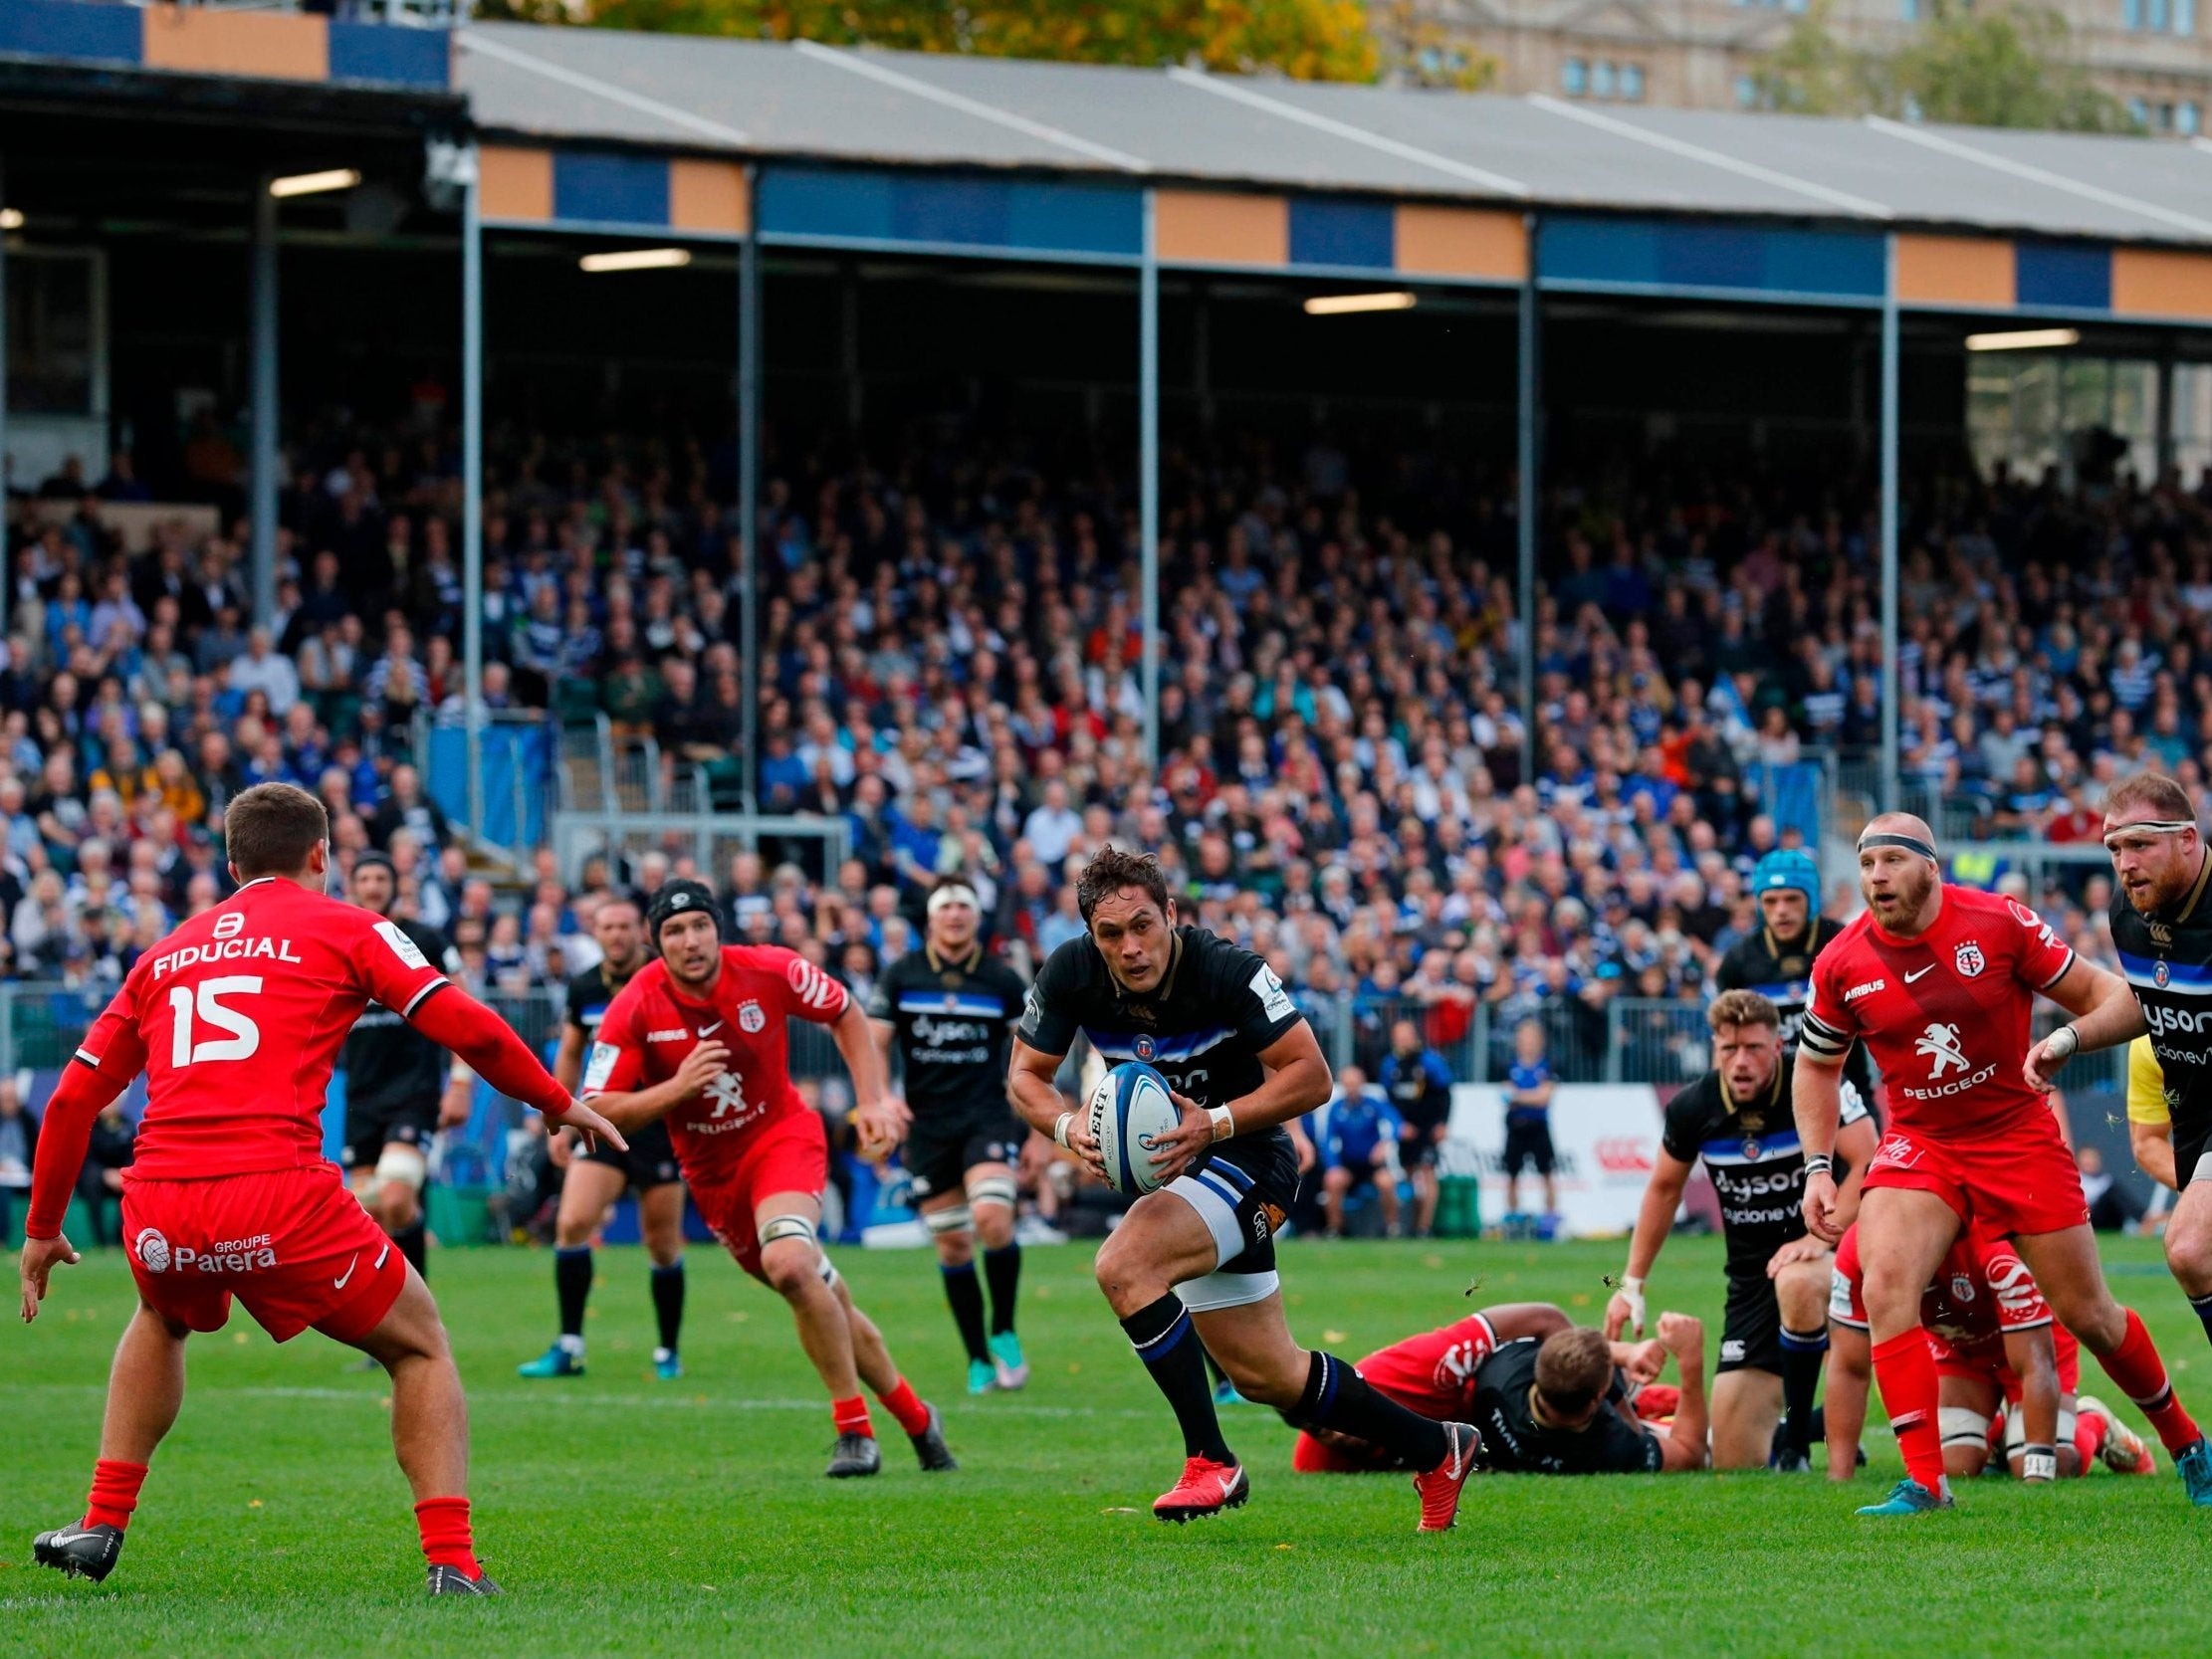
left=339, top=851, right=472, bottom=1281
left=2030, top=773, right=2212, bottom=1386
left=17, top=782, right=624, bottom=1594
left=869, top=876, right=1033, bottom=1396
left=1825, top=1221, right=2153, bottom=1482
left=1291, top=1302, right=1708, bottom=1475
left=521, top=892, right=691, bottom=1381
left=1008, top=846, right=1480, bottom=1530
left=1607, top=989, right=1877, bottom=1470
left=1796, top=811, right=2210, bottom=1517
left=581, top=877, right=954, bottom=1478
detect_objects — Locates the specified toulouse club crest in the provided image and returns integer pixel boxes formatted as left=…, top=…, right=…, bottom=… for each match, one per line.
left=1954, top=940, right=1985, bottom=978
left=738, top=999, right=767, bottom=1034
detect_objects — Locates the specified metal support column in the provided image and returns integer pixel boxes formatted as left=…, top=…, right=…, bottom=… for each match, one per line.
left=2158, top=348, right=2178, bottom=485
left=249, top=175, right=279, bottom=635
left=1140, top=190, right=1161, bottom=773
left=739, top=170, right=762, bottom=806
left=1516, top=217, right=1540, bottom=786
left=1879, top=235, right=1900, bottom=814
left=462, top=146, right=485, bottom=838
left=0, top=155, right=10, bottom=637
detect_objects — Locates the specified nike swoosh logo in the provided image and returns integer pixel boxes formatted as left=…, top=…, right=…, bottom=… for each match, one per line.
left=46, top=1531, right=94, bottom=1548
left=1904, top=965, right=1934, bottom=983
left=1217, top=1472, right=1238, bottom=1498
left=374, top=1243, right=390, bottom=1271
left=332, top=1255, right=358, bottom=1291
left=698, top=1020, right=725, bottom=1037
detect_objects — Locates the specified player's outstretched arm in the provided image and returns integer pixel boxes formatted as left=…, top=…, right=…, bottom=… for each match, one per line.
left=2025, top=958, right=2144, bottom=1090
left=1790, top=1050, right=1848, bottom=1244
left=1610, top=1149, right=1692, bottom=1339
left=1480, top=1303, right=1574, bottom=1344
left=1829, top=1109, right=1881, bottom=1236
left=406, top=984, right=626, bottom=1151
left=19, top=1058, right=130, bottom=1321
left=831, top=1001, right=907, bottom=1157
left=2004, top=1327, right=2062, bottom=1481
left=1654, top=1313, right=1708, bottom=1471
left=1008, top=1035, right=1105, bottom=1181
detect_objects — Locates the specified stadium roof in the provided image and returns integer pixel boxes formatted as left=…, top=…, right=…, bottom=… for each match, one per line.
left=456, top=23, right=2212, bottom=248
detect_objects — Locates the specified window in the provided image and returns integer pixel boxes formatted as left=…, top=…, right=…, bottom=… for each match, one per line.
left=1736, top=73, right=1759, bottom=106
left=2180, top=0, right=2198, bottom=33
left=2150, top=0, right=2171, bottom=29
left=1563, top=58, right=1588, bottom=95
left=7, top=249, right=99, bottom=418
left=1901, top=0, right=1918, bottom=19
left=2123, top=0, right=2142, bottom=26
left=1592, top=59, right=1617, bottom=97
left=2128, top=95, right=2150, bottom=126
left=2182, top=101, right=2203, bottom=135
left=1621, top=63, right=1647, bottom=100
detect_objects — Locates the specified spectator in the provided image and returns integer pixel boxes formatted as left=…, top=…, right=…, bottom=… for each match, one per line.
left=1502, top=1017, right=1557, bottom=1222
left=1380, top=1018, right=1454, bottom=1238
left=0, top=1077, right=36, bottom=1241
left=1320, top=1065, right=1404, bottom=1239
left=75, top=1099, right=135, bottom=1246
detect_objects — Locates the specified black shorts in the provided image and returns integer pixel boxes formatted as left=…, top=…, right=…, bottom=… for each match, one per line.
left=1718, top=1270, right=1783, bottom=1375
left=581, top=1116, right=683, bottom=1191
left=904, top=1114, right=1028, bottom=1203
left=1398, top=1128, right=1441, bottom=1170
left=1169, top=1131, right=1301, bottom=1303
left=341, top=1095, right=436, bottom=1173
left=1502, top=1120, right=1555, bottom=1177
left=2177, top=1123, right=2212, bottom=1189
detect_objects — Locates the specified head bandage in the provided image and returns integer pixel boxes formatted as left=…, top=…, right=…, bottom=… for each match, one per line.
left=2102, top=819, right=2196, bottom=851
left=928, top=884, right=980, bottom=917
left=1859, top=830, right=1938, bottom=863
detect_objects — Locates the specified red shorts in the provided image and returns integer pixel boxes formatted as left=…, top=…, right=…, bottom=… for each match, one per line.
left=121, top=1164, right=407, bottom=1345
left=1930, top=1326, right=2081, bottom=1399
left=1863, top=1117, right=2089, bottom=1238
left=687, top=1111, right=829, bottom=1282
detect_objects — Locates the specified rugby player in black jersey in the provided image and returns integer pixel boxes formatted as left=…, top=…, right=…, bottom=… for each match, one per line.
left=1605, top=989, right=1878, bottom=1470
left=519, top=893, right=689, bottom=1381
left=1715, top=850, right=1872, bottom=1105
left=1008, top=846, right=1479, bottom=1529
left=870, top=878, right=1033, bottom=1394
left=2029, top=774, right=2212, bottom=1409
left=340, top=853, right=470, bottom=1279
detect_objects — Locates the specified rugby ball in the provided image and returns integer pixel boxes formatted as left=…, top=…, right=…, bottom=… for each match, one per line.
left=1086, top=1061, right=1183, bottom=1195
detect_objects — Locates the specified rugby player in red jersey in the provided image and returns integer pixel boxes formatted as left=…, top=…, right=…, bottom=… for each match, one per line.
left=1794, top=812, right=2209, bottom=1516
left=579, top=877, right=955, bottom=1478
left=17, top=783, right=624, bottom=1593
left=1287, top=1303, right=1708, bottom=1475
left=1825, top=1222, right=2152, bottom=1482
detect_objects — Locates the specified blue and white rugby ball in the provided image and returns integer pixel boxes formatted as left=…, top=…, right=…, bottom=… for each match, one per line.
left=1086, top=1061, right=1182, bottom=1195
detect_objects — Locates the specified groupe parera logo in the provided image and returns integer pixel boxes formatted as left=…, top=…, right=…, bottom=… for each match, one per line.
left=135, top=1228, right=171, bottom=1273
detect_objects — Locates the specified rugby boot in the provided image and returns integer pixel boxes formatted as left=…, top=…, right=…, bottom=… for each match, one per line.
left=909, top=1403, right=958, bottom=1473
left=33, top=1523, right=122, bottom=1583
left=826, top=1432, right=882, bottom=1478
left=1153, top=1455, right=1248, bottom=1522
left=1413, top=1422, right=1483, bottom=1532
left=989, top=1332, right=1029, bottom=1391
left=427, top=1564, right=504, bottom=1595
left=1857, top=1478, right=1952, bottom=1517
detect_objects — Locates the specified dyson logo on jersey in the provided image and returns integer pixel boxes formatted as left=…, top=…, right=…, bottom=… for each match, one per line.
left=2145, top=1002, right=2212, bottom=1039
left=149, top=937, right=304, bottom=978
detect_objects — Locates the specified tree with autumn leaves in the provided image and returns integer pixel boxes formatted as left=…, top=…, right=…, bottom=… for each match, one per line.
left=477, top=0, right=1494, bottom=90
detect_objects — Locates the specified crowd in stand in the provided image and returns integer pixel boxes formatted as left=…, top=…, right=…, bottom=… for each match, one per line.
left=7, top=417, right=2211, bottom=1074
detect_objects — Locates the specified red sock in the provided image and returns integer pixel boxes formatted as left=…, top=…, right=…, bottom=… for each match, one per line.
left=877, top=1376, right=931, bottom=1437
left=2098, top=1309, right=2202, bottom=1456
left=84, top=1459, right=149, bottom=1533
left=832, top=1395, right=874, bottom=1438
left=1871, top=1331, right=1947, bottom=1495
left=413, top=1496, right=481, bottom=1579
left=2076, top=1411, right=2108, bottom=1472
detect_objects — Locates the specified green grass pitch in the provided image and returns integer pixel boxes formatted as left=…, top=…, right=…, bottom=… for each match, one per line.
left=5, top=1232, right=2210, bottom=1657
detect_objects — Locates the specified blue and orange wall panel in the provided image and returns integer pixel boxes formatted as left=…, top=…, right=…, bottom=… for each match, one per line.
left=1893, top=233, right=2212, bottom=321
left=480, top=146, right=750, bottom=236
left=1149, top=188, right=1526, bottom=284
left=757, top=165, right=1139, bottom=258
left=0, top=0, right=449, bottom=88
left=1537, top=214, right=1884, bottom=302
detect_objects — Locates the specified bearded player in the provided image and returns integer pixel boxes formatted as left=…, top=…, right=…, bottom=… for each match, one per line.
left=19, top=783, right=625, bottom=1592
left=1290, top=1302, right=1709, bottom=1475
left=580, top=878, right=955, bottom=1478
left=2027, top=774, right=2212, bottom=1387
left=1795, top=811, right=2209, bottom=1517
left=1008, top=846, right=1479, bottom=1530
left=1825, top=1220, right=2152, bottom=1482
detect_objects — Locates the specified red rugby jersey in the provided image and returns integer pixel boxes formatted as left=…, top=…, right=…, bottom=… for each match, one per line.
left=1801, top=883, right=2075, bottom=1139
left=582, top=945, right=849, bottom=1182
left=73, top=876, right=450, bottom=1180
left=1831, top=1222, right=2067, bottom=1366
left=1355, top=1314, right=1501, bottom=1419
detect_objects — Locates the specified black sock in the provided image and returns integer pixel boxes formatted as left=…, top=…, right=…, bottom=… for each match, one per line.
left=942, top=1262, right=991, bottom=1363
left=983, top=1243, right=1021, bottom=1336
left=396, top=1221, right=427, bottom=1278
left=1284, top=1352, right=1449, bottom=1472
left=1804, top=1404, right=1826, bottom=1444
left=555, top=1246, right=594, bottom=1340
left=2190, top=1292, right=2212, bottom=1350
left=1120, top=1294, right=1232, bottom=1463
left=1779, top=1326, right=1829, bottom=1454
left=651, top=1259, right=686, bottom=1353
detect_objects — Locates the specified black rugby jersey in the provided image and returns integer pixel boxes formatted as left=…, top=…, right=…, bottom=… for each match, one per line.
left=1014, top=925, right=1301, bottom=1168
left=341, top=917, right=462, bottom=1113
left=866, top=943, right=1026, bottom=1126
left=2111, top=852, right=2212, bottom=1154
left=1715, top=917, right=1871, bottom=1095
left=1468, top=1338, right=1662, bottom=1475
left=1660, top=1050, right=1869, bottom=1278
left=564, top=956, right=642, bottom=1039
